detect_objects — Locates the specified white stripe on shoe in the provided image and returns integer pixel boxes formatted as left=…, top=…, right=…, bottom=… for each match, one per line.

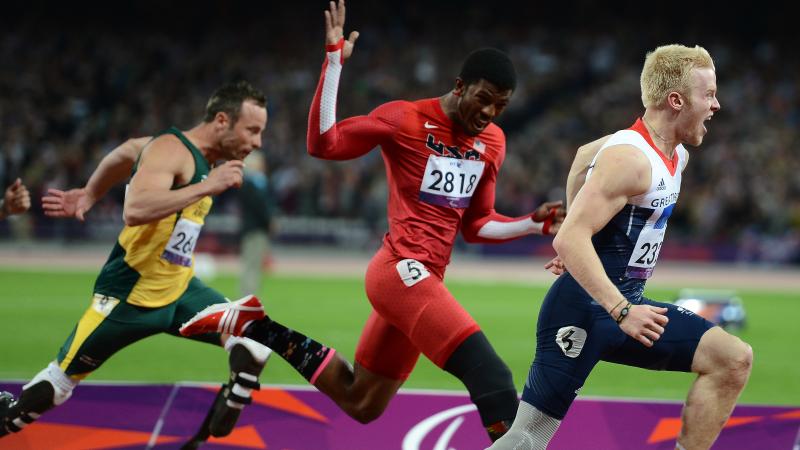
left=227, top=310, right=239, bottom=335
left=221, top=309, right=233, bottom=334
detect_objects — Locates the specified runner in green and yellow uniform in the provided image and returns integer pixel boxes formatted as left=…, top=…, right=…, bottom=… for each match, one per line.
left=2, top=81, right=273, bottom=448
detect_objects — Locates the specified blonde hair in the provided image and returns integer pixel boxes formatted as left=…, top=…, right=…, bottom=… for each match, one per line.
left=640, top=44, right=714, bottom=108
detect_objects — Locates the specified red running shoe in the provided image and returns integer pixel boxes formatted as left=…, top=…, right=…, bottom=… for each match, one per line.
left=180, top=295, right=265, bottom=336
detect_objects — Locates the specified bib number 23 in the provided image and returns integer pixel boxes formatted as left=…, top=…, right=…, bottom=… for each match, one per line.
left=634, top=241, right=661, bottom=265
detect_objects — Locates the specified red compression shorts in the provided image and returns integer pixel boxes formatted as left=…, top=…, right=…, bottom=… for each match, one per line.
left=355, top=245, right=480, bottom=381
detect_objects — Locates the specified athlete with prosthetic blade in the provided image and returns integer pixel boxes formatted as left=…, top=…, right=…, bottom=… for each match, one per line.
left=0, top=82, right=273, bottom=449
left=180, top=0, right=564, bottom=443
left=489, top=45, right=753, bottom=450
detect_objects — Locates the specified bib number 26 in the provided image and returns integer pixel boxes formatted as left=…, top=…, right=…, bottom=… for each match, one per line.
left=162, top=218, right=202, bottom=267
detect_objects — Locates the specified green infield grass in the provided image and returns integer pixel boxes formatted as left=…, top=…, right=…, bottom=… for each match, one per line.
left=0, top=269, right=796, bottom=406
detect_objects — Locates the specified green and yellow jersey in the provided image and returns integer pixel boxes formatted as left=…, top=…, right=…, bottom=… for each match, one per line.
left=93, top=127, right=213, bottom=308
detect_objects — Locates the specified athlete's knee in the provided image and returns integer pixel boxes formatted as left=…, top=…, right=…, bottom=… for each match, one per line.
left=522, top=362, right=581, bottom=421
left=699, top=331, right=753, bottom=388
left=444, top=332, right=518, bottom=428
left=347, top=396, right=389, bottom=424
left=445, top=332, right=514, bottom=387
left=346, top=383, right=393, bottom=424
left=470, top=358, right=515, bottom=399
left=722, top=339, right=753, bottom=387
left=328, top=362, right=398, bottom=424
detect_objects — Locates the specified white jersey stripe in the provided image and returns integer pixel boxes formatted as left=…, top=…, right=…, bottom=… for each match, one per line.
left=626, top=205, right=635, bottom=236
left=478, top=217, right=544, bottom=239
left=320, top=50, right=343, bottom=134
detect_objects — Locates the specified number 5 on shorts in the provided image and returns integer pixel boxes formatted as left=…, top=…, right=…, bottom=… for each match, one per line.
left=396, top=259, right=431, bottom=287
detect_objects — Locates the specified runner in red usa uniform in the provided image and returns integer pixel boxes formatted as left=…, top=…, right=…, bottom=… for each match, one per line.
left=179, top=1, right=564, bottom=442
left=307, top=0, right=566, bottom=441
left=309, top=96, right=508, bottom=274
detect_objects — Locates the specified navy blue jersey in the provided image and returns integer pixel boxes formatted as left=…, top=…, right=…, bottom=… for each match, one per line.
left=588, top=118, right=687, bottom=280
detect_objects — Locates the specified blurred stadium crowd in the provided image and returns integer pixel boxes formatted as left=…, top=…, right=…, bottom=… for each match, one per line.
left=1, top=1, right=798, bottom=264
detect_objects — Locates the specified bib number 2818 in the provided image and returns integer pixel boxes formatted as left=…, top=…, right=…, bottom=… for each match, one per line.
left=427, top=170, right=478, bottom=196
left=419, top=155, right=485, bottom=209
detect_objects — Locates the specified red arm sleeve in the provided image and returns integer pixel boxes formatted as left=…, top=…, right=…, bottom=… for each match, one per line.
left=306, top=40, right=397, bottom=161
left=461, top=153, right=547, bottom=243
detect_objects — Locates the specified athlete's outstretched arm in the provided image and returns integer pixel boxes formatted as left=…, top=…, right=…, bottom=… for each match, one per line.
left=306, top=0, right=401, bottom=160
left=461, top=161, right=564, bottom=243
left=552, top=144, right=668, bottom=347
left=42, top=137, right=151, bottom=221
left=123, top=136, right=242, bottom=226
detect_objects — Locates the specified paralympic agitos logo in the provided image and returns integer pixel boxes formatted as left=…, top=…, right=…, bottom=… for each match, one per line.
left=402, top=403, right=479, bottom=450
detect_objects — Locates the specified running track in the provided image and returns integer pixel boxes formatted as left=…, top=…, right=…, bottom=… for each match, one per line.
left=0, top=382, right=797, bottom=449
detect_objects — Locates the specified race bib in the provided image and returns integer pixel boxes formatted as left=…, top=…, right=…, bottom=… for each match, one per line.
left=161, top=218, right=202, bottom=267
left=91, top=294, right=119, bottom=318
left=556, top=326, right=587, bottom=358
left=418, top=155, right=485, bottom=208
left=396, top=259, right=431, bottom=287
left=626, top=228, right=665, bottom=279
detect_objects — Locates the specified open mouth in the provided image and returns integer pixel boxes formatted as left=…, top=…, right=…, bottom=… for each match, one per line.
left=704, top=116, right=713, bottom=132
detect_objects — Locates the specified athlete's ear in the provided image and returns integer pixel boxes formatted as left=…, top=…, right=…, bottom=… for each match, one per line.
left=214, top=111, right=230, bottom=130
left=453, top=78, right=465, bottom=97
left=667, top=91, right=684, bottom=111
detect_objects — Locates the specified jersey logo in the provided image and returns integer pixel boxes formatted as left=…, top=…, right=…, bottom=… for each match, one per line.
left=473, top=139, right=486, bottom=154
left=426, top=134, right=481, bottom=160
left=424, top=121, right=438, bottom=129
left=656, top=178, right=666, bottom=190
left=654, top=203, right=675, bottom=229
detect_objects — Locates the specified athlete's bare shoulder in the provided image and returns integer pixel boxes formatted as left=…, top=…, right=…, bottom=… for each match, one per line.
left=590, top=143, right=652, bottom=196
left=566, top=134, right=613, bottom=208
left=577, top=135, right=612, bottom=164
left=151, top=132, right=182, bottom=145
left=140, top=133, right=181, bottom=153
left=136, top=133, right=195, bottom=182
